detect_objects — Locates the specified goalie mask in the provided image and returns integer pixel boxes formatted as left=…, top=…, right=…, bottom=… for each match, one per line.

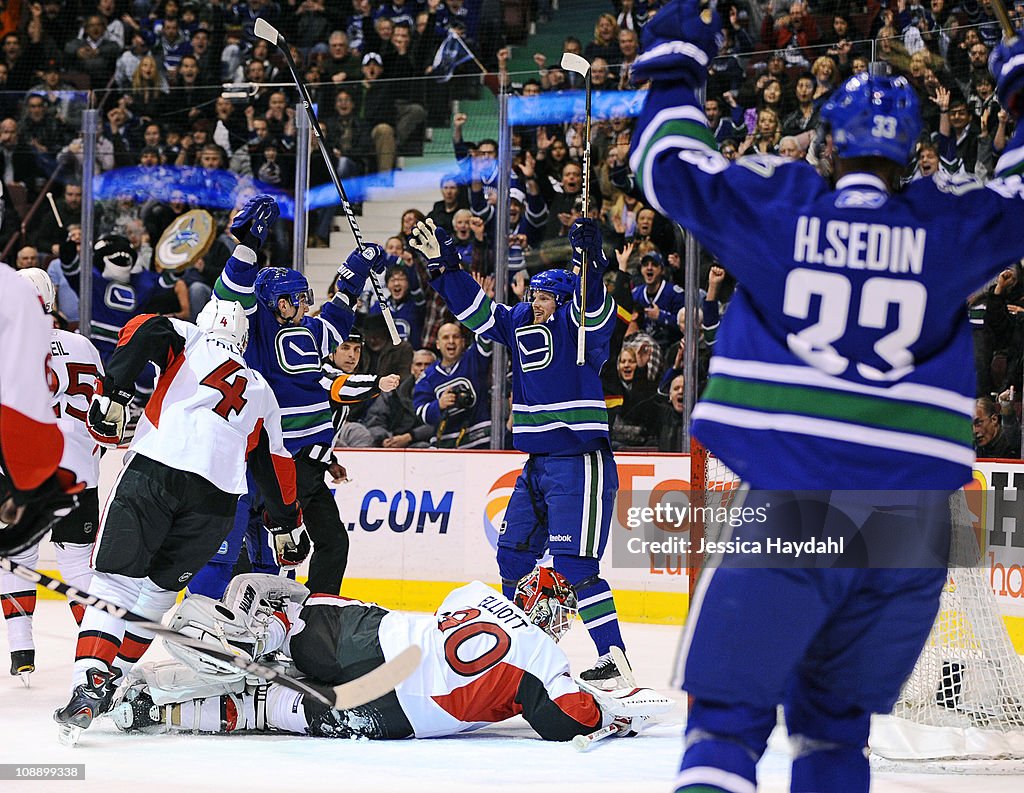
left=93, top=234, right=137, bottom=285
left=197, top=297, right=249, bottom=351
left=514, top=567, right=577, bottom=642
left=164, top=596, right=267, bottom=680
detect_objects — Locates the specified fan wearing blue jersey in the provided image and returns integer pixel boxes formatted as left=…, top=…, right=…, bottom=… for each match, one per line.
left=629, top=3, right=1024, bottom=792
left=409, top=216, right=629, bottom=684
left=190, top=194, right=387, bottom=599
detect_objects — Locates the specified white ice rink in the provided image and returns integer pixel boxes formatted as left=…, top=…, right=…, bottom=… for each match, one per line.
left=2, top=600, right=1023, bottom=793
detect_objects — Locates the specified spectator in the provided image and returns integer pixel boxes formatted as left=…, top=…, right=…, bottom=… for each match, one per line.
left=212, top=95, right=248, bottom=154
left=4, top=33, right=41, bottom=93
left=782, top=73, right=819, bottom=136
left=382, top=22, right=428, bottom=156
left=603, top=345, right=657, bottom=449
left=128, top=55, right=170, bottom=124
left=823, top=13, right=870, bottom=70
left=772, top=2, right=820, bottom=66
left=22, top=92, right=69, bottom=175
left=290, top=0, right=331, bottom=51
left=29, top=59, right=83, bottom=130
left=983, top=264, right=1024, bottom=394
left=616, top=28, right=639, bottom=88
left=365, top=348, right=439, bottom=448
left=974, top=396, right=1021, bottom=458
left=354, top=51, right=397, bottom=176
left=64, top=15, right=121, bottom=85
left=631, top=251, right=686, bottom=350
left=0, top=117, right=37, bottom=187
left=32, top=182, right=82, bottom=255
left=740, top=108, right=782, bottom=156
left=589, top=58, right=615, bottom=92
left=705, top=94, right=745, bottom=143
left=370, top=264, right=424, bottom=348
left=810, top=56, right=840, bottom=101
left=584, top=13, right=621, bottom=64
left=323, top=30, right=360, bottom=84
left=413, top=321, right=492, bottom=449
left=15, top=245, right=40, bottom=270
left=115, top=31, right=154, bottom=88
left=92, top=0, right=128, bottom=49
left=941, top=94, right=981, bottom=174
left=189, top=26, right=216, bottom=83
left=426, top=173, right=468, bottom=231
left=656, top=374, right=686, bottom=452
left=169, top=55, right=217, bottom=128
left=544, top=161, right=583, bottom=240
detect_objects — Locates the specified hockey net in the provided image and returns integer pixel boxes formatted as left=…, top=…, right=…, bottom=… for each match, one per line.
left=687, top=442, right=1024, bottom=767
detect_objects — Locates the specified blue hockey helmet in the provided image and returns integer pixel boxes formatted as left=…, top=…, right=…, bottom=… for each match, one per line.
left=528, top=268, right=577, bottom=306
left=820, top=74, right=922, bottom=165
left=254, top=267, right=314, bottom=314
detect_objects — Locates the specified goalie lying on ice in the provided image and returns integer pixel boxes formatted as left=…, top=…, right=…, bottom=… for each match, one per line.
left=111, top=572, right=671, bottom=741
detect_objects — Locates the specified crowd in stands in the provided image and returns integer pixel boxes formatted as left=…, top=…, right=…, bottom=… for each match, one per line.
left=8, top=0, right=1024, bottom=457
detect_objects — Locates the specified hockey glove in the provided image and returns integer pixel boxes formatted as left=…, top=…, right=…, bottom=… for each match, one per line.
left=409, top=219, right=461, bottom=279
left=568, top=218, right=609, bottom=272
left=87, top=391, right=130, bottom=446
left=0, top=472, right=81, bottom=556
left=263, top=510, right=311, bottom=568
left=59, top=232, right=79, bottom=267
left=230, top=194, right=280, bottom=251
left=335, top=243, right=387, bottom=302
left=992, top=34, right=1024, bottom=118
left=630, top=0, right=722, bottom=87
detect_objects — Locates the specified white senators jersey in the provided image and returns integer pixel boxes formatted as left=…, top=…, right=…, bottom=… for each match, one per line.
left=375, top=581, right=605, bottom=738
left=122, top=317, right=290, bottom=496
left=50, top=329, right=104, bottom=488
left=0, top=264, right=64, bottom=491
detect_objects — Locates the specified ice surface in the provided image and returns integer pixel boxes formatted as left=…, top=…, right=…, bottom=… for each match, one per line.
left=2, top=601, right=1022, bottom=792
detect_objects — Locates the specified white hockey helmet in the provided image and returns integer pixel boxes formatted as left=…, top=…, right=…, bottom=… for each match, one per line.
left=164, top=595, right=265, bottom=680
left=17, top=267, right=56, bottom=313
left=197, top=298, right=249, bottom=351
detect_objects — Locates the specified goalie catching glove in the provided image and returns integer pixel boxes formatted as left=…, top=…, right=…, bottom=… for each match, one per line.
left=408, top=219, right=461, bottom=278
left=87, top=389, right=131, bottom=446
left=262, top=509, right=310, bottom=568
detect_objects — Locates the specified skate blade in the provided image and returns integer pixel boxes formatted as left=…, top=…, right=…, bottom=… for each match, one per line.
left=57, top=723, right=82, bottom=747
left=18, top=670, right=30, bottom=688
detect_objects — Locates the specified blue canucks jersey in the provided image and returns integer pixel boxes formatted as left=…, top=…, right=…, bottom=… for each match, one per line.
left=631, top=280, right=689, bottom=346
left=429, top=269, right=617, bottom=455
left=412, top=336, right=492, bottom=448
left=213, top=245, right=355, bottom=453
left=630, top=83, right=1024, bottom=489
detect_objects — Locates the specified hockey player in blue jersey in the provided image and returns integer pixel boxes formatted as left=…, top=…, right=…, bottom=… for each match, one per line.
left=412, top=321, right=492, bottom=449
left=628, top=2, right=1024, bottom=791
left=409, top=215, right=628, bottom=683
left=189, top=194, right=387, bottom=598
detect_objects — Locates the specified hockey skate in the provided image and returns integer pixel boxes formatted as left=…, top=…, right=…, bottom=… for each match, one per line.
left=10, top=649, right=34, bottom=687
left=579, top=647, right=634, bottom=691
left=54, top=668, right=120, bottom=746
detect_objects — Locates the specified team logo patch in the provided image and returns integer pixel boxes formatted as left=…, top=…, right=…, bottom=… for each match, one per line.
left=104, top=282, right=137, bottom=312
left=515, top=325, right=554, bottom=372
left=155, top=209, right=216, bottom=273
left=178, top=571, right=193, bottom=583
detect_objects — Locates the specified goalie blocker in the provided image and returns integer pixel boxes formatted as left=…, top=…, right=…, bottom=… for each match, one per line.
left=113, top=573, right=673, bottom=741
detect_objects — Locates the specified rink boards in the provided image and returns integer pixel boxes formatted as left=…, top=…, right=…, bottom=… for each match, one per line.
left=33, top=450, right=1024, bottom=650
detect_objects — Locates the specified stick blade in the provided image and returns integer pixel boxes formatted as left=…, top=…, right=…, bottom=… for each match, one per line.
left=332, top=645, right=422, bottom=710
left=253, top=17, right=281, bottom=43
left=560, top=51, right=590, bottom=76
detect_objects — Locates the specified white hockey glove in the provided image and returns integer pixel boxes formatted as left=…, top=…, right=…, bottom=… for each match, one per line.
left=579, top=681, right=675, bottom=737
left=86, top=393, right=127, bottom=446
left=262, top=509, right=310, bottom=568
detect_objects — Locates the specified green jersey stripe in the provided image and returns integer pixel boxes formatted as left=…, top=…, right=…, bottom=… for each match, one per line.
left=281, top=409, right=334, bottom=431
left=512, top=407, right=609, bottom=427
left=702, top=375, right=972, bottom=445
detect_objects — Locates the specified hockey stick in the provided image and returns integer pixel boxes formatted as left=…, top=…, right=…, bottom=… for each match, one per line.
left=252, top=17, right=401, bottom=346
left=46, top=192, right=63, bottom=229
left=991, top=0, right=1019, bottom=44
left=0, top=557, right=420, bottom=710
left=572, top=721, right=626, bottom=751
left=561, top=51, right=592, bottom=367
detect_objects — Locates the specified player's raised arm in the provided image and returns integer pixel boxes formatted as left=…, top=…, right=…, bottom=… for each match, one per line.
left=409, top=218, right=525, bottom=348
left=627, top=0, right=828, bottom=281
left=567, top=218, right=616, bottom=343
left=213, top=194, right=280, bottom=314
